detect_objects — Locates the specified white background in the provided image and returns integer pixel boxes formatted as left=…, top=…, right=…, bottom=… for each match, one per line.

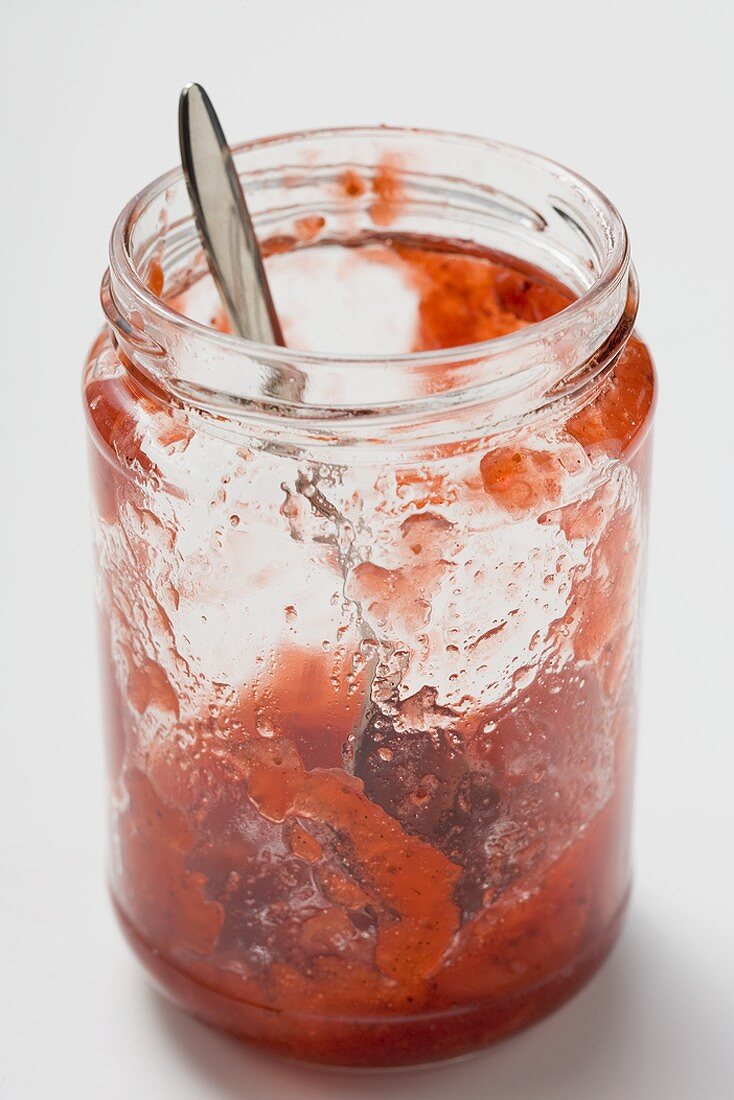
left=2, top=1, right=733, bottom=1097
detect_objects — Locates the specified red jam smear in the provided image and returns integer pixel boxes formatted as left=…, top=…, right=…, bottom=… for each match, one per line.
left=87, top=230, right=654, bottom=1066
left=394, top=241, right=574, bottom=349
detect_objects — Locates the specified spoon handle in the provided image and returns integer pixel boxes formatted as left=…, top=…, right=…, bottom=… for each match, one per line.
left=178, top=83, right=285, bottom=346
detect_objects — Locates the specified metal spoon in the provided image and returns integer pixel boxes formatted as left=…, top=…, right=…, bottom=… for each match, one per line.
left=178, top=82, right=285, bottom=346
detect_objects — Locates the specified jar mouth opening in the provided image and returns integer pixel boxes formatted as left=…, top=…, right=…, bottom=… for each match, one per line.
left=103, top=124, right=635, bottom=449
left=109, top=124, right=629, bottom=370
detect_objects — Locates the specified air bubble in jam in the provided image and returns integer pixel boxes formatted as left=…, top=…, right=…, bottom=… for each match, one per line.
left=86, top=220, right=654, bottom=1066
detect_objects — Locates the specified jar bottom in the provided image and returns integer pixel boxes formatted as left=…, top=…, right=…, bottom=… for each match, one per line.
left=112, top=891, right=629, bottom=1068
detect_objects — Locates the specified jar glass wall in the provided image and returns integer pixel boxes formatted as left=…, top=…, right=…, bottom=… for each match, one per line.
left=84, top=128, right=655, bottom=1067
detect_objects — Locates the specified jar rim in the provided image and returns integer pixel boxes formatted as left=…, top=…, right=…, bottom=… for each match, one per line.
left=109, top=124, right=630, bottom=370
left=103, top=124, right=636, bottom=451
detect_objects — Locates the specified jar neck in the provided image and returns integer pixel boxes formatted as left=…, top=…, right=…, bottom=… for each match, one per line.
left=103, top=126, right=636, bottom=455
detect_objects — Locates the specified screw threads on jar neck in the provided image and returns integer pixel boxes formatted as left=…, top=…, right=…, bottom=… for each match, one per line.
left=104, top=126, right=635, bottom=454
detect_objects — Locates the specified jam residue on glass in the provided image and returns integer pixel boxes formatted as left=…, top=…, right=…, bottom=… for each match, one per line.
left=86, top=211, right=654, bottom=1065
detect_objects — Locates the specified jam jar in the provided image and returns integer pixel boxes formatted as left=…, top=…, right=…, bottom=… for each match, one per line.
left=84, top=128, right=655, bottom=1067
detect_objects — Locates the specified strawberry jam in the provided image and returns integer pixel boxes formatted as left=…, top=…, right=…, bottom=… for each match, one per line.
left=87, top=210, right=654, bottom=1066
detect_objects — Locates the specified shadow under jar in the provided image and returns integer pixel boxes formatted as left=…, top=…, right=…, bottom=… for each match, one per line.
left=84, top=127, right=655, bottom=1067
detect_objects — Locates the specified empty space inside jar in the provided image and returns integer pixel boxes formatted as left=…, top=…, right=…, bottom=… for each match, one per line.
left=180, top=230, right=577, bottom=356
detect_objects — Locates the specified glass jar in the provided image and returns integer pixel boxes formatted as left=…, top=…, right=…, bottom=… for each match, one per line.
left=84, top=128, right=655, bottom=1067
